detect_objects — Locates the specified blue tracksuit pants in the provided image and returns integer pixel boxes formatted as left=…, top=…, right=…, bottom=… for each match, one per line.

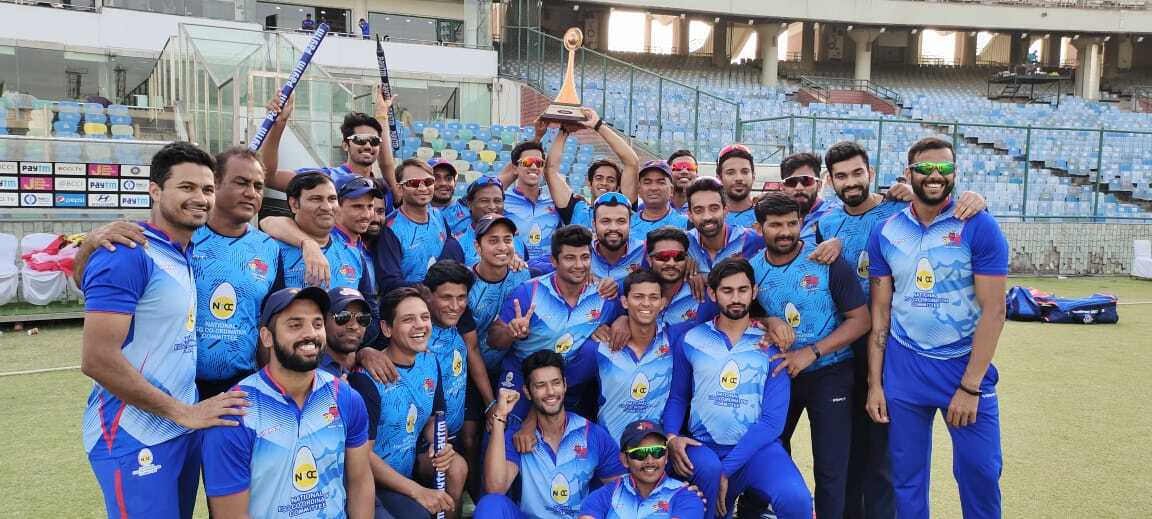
left=675, top=441, right=812, bottom=519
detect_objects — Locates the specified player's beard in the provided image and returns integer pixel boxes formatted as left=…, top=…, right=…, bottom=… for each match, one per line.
left=598, top=230, right=627, bottom=252
left=793, top=190, right=817, bottom=215
left=912, top=176, right=955, bottom=206
left=720, top=303, right=749, bottom=320
left=272, top=333, right=324, bottom=372
left=766, top=233, right=799, bottom=256
left=836, top=183, right=870, bottom=207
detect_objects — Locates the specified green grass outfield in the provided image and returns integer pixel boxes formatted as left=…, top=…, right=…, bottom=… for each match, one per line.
left=1, top=276, right=1149, bottom=518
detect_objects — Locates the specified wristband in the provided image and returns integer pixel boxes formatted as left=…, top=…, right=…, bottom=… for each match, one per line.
left=808, top=343, right=822, bottom=360
left=483, top=399, right=497, bottom=415
left=593, top=119, right=604, bottom=131
left=959, top=384, right=982, bottom=396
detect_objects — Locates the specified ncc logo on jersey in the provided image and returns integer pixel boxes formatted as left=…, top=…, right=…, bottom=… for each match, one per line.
left=451, top=350, right=464, bottom=377
left=784, top=302, right=801, bottom=328
left=551, top=474, right=570, bottom=504
left=630, top=372, right=650, bottom=400
left=719, top=360, right=741, bottom=391
left=915, top=258, right=936, bottom=291
left=405, top=403, right=418, bottom=433
left=210, top=283, right=237, bottom=320
left=857, top=251, right=870, bottom=279
left=555, top=333, right=574, bottom=354
left=291, top=446, right=319, bottom=492
left=131, top=447, right=162, bottom=477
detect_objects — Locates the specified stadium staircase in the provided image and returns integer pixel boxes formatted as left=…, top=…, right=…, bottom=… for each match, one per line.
left=795, top=76, right=902, bottom=115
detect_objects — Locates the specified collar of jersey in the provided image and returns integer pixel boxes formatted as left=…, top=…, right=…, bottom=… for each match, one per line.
left=903, top=198, right=957, bottom=228
left=530, top=411, right=588, bottom=445
left=622, top=473, right=678, bottom=497
left=258, top=366, right=328, bottom=404
left=332, top=225, right=360, bottom=246
left=619, top=324, right=669, bottom=363
left=139, top=220, right=193, bottom=256
left=704, top=318, right=765, bottom=347
left=540, top=273, right=600, bottom=306
left=594, top=238, right=644, bottom=264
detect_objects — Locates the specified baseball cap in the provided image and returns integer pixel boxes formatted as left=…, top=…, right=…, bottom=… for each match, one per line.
left=335, top=175, right=381, bottom=200
left=465, top=175, right=503, bottom=200
left=260, top=287, right=330, bottom=327
left=474, top=213, right=517, bottom=238
left=327, top=287, right=368, bottom=314
left=619, top=419, right=668, bottom=451
left=428, top=158, right=458, bottom=175
left=638, top=159, right=672, bottom=180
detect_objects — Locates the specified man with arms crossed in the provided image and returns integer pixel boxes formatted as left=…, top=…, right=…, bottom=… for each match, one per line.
left=202, top=287, right=374, bottom=518
left=866, top=137, right=1008, bottom=519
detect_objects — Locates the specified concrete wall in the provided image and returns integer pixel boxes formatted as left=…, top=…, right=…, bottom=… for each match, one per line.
left=1003, top=222, right=1151, bottom=276
left=281, top=32, right=498, bottom=80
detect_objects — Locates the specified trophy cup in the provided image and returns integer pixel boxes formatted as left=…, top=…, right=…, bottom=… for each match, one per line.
left=540, top=28, right=588, bottom=123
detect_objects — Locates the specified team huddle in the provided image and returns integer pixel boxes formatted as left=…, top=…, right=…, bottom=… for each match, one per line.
left=76, top=91, right=1010, bottom=519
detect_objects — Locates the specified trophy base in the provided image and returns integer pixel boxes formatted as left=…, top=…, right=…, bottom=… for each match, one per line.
left=539, top=102, right=587, bottom=123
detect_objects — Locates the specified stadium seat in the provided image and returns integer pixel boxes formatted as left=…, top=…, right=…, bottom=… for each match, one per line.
left=422, top=127, right=440, bottom=141
left=439, top=148, right=459, bottom=161
left=1134, top=240, right=1152, bottom=279
left=458, top=128, right=474, bottom=141
left=467, top=140, right=486, bottom=152
left=452, top=159, right=471, bottom=173
left=430, top=138, right=447, bottom=152
left=19, top=233, right=68, bottom=306
left=110, top=124, right=134, bottom=139
left=0, top=233, right=17, bottom=306
left=83, top=122, right=108, bottom=138
left=479, top=150, right=498, bottom=164
left=416, top=147, right=435, bottom=161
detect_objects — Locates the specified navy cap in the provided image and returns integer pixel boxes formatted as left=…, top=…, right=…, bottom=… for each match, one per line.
left=474, top=213, right=517, bottom=238
left=260, top=287, right=330, bottom=327
left=335, top=175, right=380, bottom=200
left=465, top=175, right=503, bottom=200
left=619, top=419, right=667, bottom=451
left=639, top=159, right=673, bottom=179
left=327, top=287, right=368, bottom=314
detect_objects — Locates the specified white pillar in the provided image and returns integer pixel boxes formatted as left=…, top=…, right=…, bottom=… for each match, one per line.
left=463, top=0, right=480, bottom=47
left=849, top=29, right=880, bottom=82
left=1073, top=38, right=1102, bottom=100
left=758, top=24, right=783, bottom=87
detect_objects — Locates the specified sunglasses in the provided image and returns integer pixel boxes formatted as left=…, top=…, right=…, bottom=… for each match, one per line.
left=593, top=191, right=633, bottom=211
left=332, top=311, right=372, bottom=327
left=625, top=444, right=668, bottom=461
left=670, top=162, right=697, bottom=173
left=401, top=177, right=436, bottom=189
left=649, top=250, right=686, bottom=262
left=346, top=134, right=381, bottom=147
left=517, top=157, right=545, bottom=168
left=909, top=161, right=956, bottom=176
left=783, top=175, right=818, bottom=188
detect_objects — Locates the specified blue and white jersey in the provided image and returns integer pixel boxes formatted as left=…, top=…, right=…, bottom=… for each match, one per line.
left=582, top=325, right=676, bottom=440
left=570, top=198, right=593, bottom=229
left=867, top=204, right=1009, bottom=359
left=191, top=224, right=281, bottom=382
left=504, top=412, right=626, bottom=519
left=279, top=236, right=366, bottom=290
left=593, top=239, right=647, bottom=283
left=659, top=282, right=718, bottom=329
left=348, top=352, right=442, bottom=478
left=631, top=209, right=688, bottom=242
left=470, top=267, right=532, bottom=372
left=81, top=223, right=198, bottom=457
left=498, top=273, right=614, bottom=363
left=383, top=207, right=452, bottom=284
left=504, top=186, right=561, bottom=259
left=749, top=243, right=866, bottom=372
left=579, top=475, right=706, bottom=519
left=686, top=225, right=764, bottom=274
left=725, top=207, right=756, bottom=230
left=801, top=197, right=839, bottom=244
left=443, top=200, right=472, bottom=238
left=201, top=369, right=368, bottom=517
left=428, top=324, right=468, bottom=435
left=456, top=224, right=530, bottom=267
left=817, top=200, right=907, bottom=296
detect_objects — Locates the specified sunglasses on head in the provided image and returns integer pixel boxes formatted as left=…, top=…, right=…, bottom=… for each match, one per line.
left=625, top=444, right=668, bottom=461
left=593, top=191, right=633, bottom=210
left=518, top=157, right=545, bottom=168
left=332, top=311, right=372, bottom=327
left=346, top=134, right=381, bottom=147
left=783, top=175, right=817, bottom=188
left=670, top=162, right=697, bottom=172
left=649, top=250, right=686, bottom=262
left=909, top=161, right=956, bottom=176
left=402, top=177, right=436, bottom=189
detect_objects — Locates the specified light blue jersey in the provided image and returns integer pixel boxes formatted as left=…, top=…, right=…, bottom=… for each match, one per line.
left=503, top=186, right=560, bottom=259
left=659, top=281, right=718, bottom=329
left=428, top=324, right=468, bottom=435
left=584, top=325, right=676, bottom=440
left=443, top=200, right=472, bottom=238
left=579, top=475, right=705, bottom=519
left=383, top=207, right=452, bottom=283
left=686, top=225, right=764, bottom=274
left=867, top=204, right=1009, bottom=359
left=279, top=236, right=366, bottom=290
left=631, top=209, right=688, bottom=242
left=498, top=273, right=614, bottom=364
left=191, top=224, right=281, bottom=382
left=470, top=267, right=532, bottom=372
left=592, top=239, right=647, bottom=283
left=201, top=369, right=368, bottom=517
left=503, top=412, right=626, bottom=518
left=81, top=223, right=198, bottom=457
left=571, top=198, right=593, bottom=229
left=801, top=197, right=839, bottom=244
left=726, top=207, right=756, bottom=229
left=816, top=200, right=907, bottom=296
left=348, top=352, right=442, bottom=478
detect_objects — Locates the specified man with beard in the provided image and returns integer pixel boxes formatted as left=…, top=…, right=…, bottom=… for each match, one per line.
left=476, top=351, right=627, bottom=518
left=530, top=191, right=646, bottom=283
left=579, top=420, right=706, bottom=519
left=631, top=161, right=689, bottom=240
left=684, top=177, right=764, bottom=274
left=279, top=173, right=375, bottom=299
left=429, top=158, right=460, bottom=211
left=454, top=176, right=530, bottom=267
left=662, top=258, right=811, bottom=519
left=541, top=109, right=640, bottom=230
left=80, top=142, right=247, bottom=518
left=667, top=150, right=698, bottom=214
left=349, top=287, right=467, bottom=518
left=716, top=144, right=757, bottom=229
left=778, top=152, right=837, bottom=244
left=813, top=140, right=986, bottom=519
left=202, top=287, right=374, bottom=518
left=320, top=287, right=373, bottom=379
left=866, top=138, right=1008, bottom=519
left=363, top=178, right=390, bottom=251
left=375, top=159, right=465, bottom=294
left=748, top=193, right=870, bottom=519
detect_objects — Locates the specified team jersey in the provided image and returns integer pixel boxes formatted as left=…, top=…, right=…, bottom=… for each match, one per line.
left=582, top=324, right=677, bottom=440
left=201, top=369, right=368, bottom=517
left=503, top=185, right=561, bottom=259
left=348, top=352, right=443, bottom=478
left=867, top=203, right=1009, bottom=359
left=443, top=200, right=472, bottom=238
left=686, top=225, right=764, bottom=274
left=662, top=320, right=790, bottom=476
left=498, top=273, right=615, bottom=363
left=470, top=266, right=532, bottom=372
left=631, top=208, right=688, bottom=242
left=279, top=235, right=366, bottom=290
left=816, top=199, right=907, bottom=296
left=527, top=239, right=645, bottom=282
left=81, top=223, right=198, bottom=457
left=659, top=281, right=718, bottom=329
left=801, top=197, right=839, bottom=243
left=579, top=475, right=706, bottom=519
left=456, top=224, right=530, bottom=267
left=749, top=242, right=866, bottom=372
left=381, top=206, right=454, bottom=284
left=725, top=207, right=756, bottom=229
left=570, top=198, right=593, bottom=229
left=428, top=324, right=468, bottom=435
left=503, top=412, right=627, bottom=518
left=191, top=224, right=281, bottom=382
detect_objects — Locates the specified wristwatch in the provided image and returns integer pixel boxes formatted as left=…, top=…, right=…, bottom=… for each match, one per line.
left=959, top=384, right=982, bottom=396
left=808, top=343, right=822, bottom=360
left=593, top=119, right=604, bottom=132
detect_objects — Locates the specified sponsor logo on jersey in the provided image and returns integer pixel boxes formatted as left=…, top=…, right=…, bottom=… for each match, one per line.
left=132, top=447, right=162, bottom=477
left=423, top=377, right=435, bottom=394
left=945, top=231, right=962, bottom=246
left=654, top=500, right=670, bottom=512
left=573, top=444, right=588, bottom=459
left=801, top=274, right=820, bottom=290
left=452, top=350, right=464, bottom=377
left=529, top=224, right=542, bottom=245
left=291, top=446, right=319, bottom=492
left=784, top=302, right=801, bottom=328
left=339, top=264, right=356, bottom=282
left=588, top=309, right=601, bottom=320
left=683, top=309, right=697, bottom=321
left=915, top=258, right=936, bottom=291
left=657, top=342, right=670, bottom=356
left=324, top=405, right=340, bottom=424
left=210, top=283, right=237, bottom=320
left=248, top=258, right=269, bottom=279
left=857, top=251, right=870, bottom=279
left=405, top=403, right=418, bottom=433
left=719, top=360, right=740, bottom=391
left=551, top=474, right=570, bottom=504
left=630, top=372, right=650, bottom=400
left=555, top=333, right=574, bottom=354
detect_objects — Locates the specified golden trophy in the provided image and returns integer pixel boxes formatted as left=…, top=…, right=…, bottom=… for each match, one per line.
left=540, top=27, right=588, bottom=123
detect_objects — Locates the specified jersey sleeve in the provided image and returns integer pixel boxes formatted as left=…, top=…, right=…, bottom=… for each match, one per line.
left=373, top=226, right=406, bottom=296
left=577, top=484, right=615, bottom=519
left=82, top=246, right=151, bottom=314
left=964, top=213, right=1010, bottom=276
left=720, top=349, right=790, bottom=477
left=457, top=308, right=477, bottom=335
left=439, top=235, right=465, bottom=265
left=502, top=426, right=522, bottom=465
left=591, top=423, right=627, bottom=479
left=866, top=222, right=892, bottom=278
left=660, top=336, right=692, bottom=436
left=202, top=415, right=256, bottom=497
left=669, top=485, right=707, bottom=517
left=348, top=373, right=381, bottom=441
left=828, top=257, right=867, bottom=312
left=337, top=379, right=370, bottom=448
